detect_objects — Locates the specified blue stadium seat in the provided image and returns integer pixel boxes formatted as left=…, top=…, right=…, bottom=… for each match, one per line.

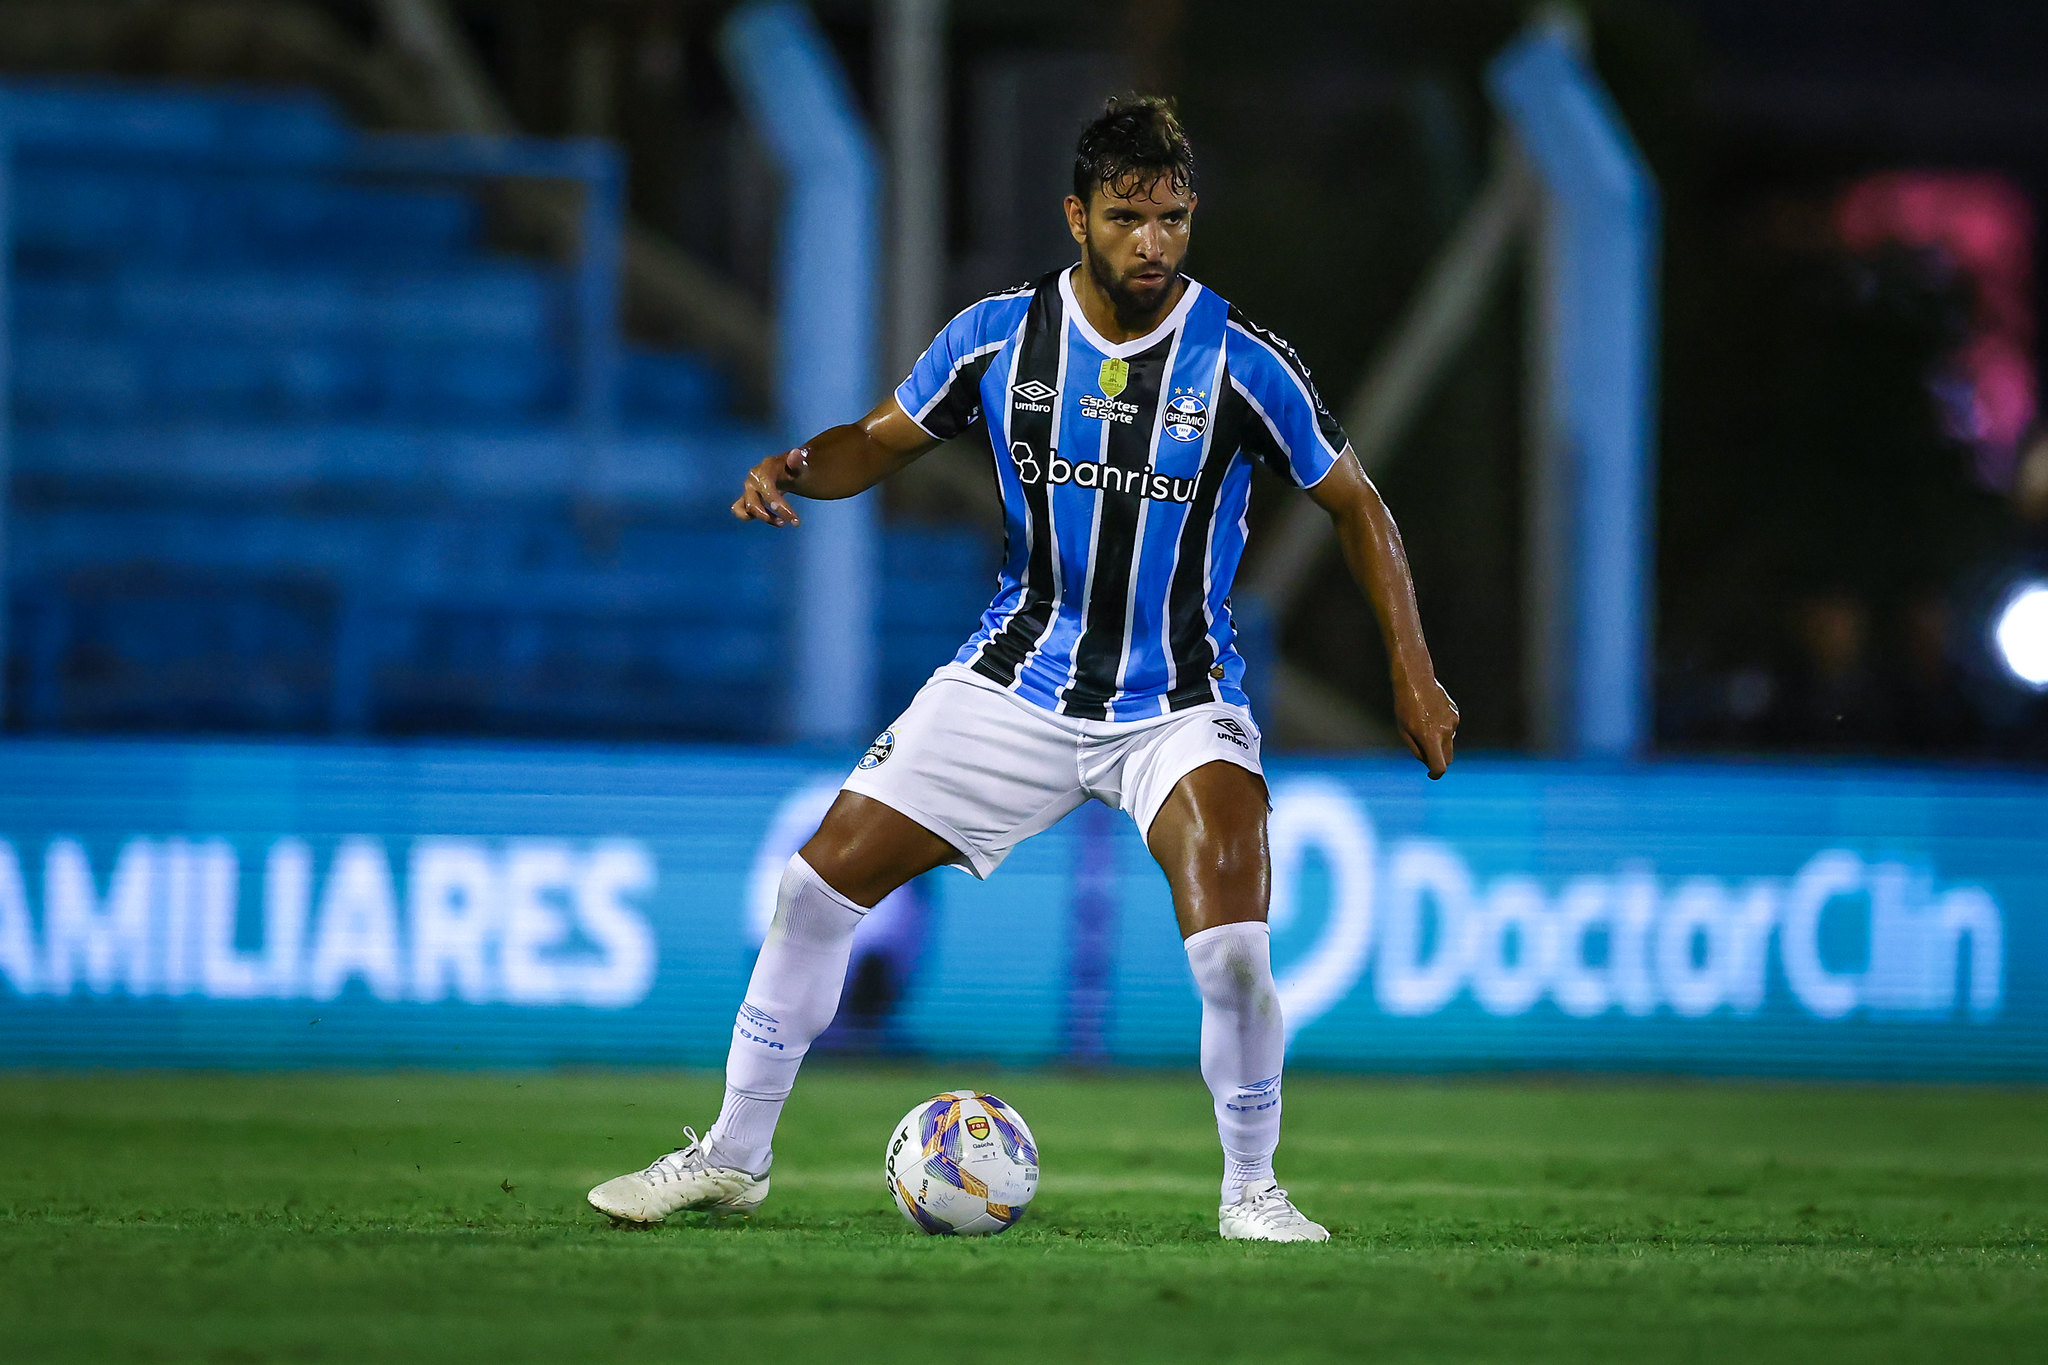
left=9, top=502, right=973, bottom=737
left=16, top=171, right=481, bottom=267
left=2, top=79, right=975, bottom=741
left=15, top=264, right=558, bottom=343
left=878, top=529, right=1000, bottom=706
left=0, top=82, right=350, bottom=164
left=619, top=347, right=731, bottom=424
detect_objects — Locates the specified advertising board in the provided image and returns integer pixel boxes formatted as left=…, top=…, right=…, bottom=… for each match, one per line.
left=0, top=742, right=2039, bottom=1080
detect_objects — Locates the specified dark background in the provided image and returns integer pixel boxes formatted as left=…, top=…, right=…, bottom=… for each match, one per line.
left=6, top=0, right=2046, bottom=761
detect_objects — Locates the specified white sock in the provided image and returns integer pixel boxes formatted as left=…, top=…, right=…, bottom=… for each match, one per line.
left=1185, top=921, right=1285, bottom=1205
left=703, top=854, right=864, bottom=1175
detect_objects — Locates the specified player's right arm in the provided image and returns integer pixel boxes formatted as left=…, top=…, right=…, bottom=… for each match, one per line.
left=730, top=398, right=936, bottom=528
left=731, top=288, right=1024, bottom=528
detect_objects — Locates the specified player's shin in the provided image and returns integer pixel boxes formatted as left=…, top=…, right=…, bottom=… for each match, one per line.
left=704, top=854, right=865, bottom=1174
left=1184, top=921, right=1286, bottom=1204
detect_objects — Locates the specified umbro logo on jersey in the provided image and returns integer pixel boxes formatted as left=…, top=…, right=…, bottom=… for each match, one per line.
left=1212, top=716, right=1251, bottom=750
left=1011, top=379, right=1057, bottom=413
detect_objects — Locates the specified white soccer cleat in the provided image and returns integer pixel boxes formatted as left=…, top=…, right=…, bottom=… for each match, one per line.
left=1219, top=1179, right=1330, bottom=1243
left=587, top=1127, right=769, bottom=1225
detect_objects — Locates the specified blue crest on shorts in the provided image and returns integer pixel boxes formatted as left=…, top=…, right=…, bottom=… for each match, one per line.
left=857, top=729, right=896, bottom=770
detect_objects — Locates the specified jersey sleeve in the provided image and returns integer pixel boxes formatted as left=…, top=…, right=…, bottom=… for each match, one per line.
left=1224, top=319, right=1350, bottom=488
left=893, top=296, right=1015, bottom=441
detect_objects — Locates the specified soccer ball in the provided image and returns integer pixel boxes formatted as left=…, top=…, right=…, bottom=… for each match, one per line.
left=884, top=1090, right=1039, bottom=1236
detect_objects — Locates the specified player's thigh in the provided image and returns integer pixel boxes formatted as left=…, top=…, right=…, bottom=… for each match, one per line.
left=800, top=791, right=958, bottom=909
left=845, top=674, right=1088, bottom=881
left=1144, top=759, right=1272, bottom=938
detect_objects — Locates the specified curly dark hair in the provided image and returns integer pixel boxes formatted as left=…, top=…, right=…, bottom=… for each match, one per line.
left=1071, top=95, right=1194, bottom=206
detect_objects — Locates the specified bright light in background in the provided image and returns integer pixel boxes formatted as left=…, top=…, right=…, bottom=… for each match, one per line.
left=1993, top=582, right=2048, bottom=688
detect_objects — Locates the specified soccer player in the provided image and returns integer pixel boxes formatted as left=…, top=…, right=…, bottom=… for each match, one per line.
left=589, top=97, right=1458, bottom=1242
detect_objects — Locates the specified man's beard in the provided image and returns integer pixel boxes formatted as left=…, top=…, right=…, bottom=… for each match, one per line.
left=1082, top=236, right=1180, bottom=329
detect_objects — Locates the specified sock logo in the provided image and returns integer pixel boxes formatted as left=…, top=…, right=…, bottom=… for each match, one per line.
left=1225, top=1075, right=1282, bottom=1113
left=736, top=1002, right=785, bottom=1049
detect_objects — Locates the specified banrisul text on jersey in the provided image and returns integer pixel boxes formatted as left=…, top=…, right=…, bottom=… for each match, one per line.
left=895, top=267, right=1350, bottom=720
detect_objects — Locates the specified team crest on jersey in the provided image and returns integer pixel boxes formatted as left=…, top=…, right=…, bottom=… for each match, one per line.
left=1097, top=357, right=1129, bottom=398
left=858, top=729, right=896, bottom=769
left=1165, top=387, right=1208, bottom=442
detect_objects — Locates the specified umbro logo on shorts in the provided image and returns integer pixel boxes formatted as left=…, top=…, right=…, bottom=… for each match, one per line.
left=1212, top=717, right=1251, bottom=750
left=859, top=729, right=896, bottom=769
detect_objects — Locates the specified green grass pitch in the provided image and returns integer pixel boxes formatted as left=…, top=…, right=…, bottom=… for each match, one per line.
left=1, top=1068, right=2044, bottom=1363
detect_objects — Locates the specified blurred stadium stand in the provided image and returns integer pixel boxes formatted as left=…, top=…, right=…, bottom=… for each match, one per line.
left=1, top=79, right=989, bottom=740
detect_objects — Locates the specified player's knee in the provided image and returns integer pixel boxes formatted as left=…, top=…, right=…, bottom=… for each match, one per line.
left=1185, top=921, right=1277, bottom=1009
left=1220, top=943, right=1277, bottom=1005
left=797, top=792, right=953, bottom=908
left=793, top=805, right=868, bottom=895
left=769, top=854, right=866, bottom=946
left=788, top=839, right=862, bottom=906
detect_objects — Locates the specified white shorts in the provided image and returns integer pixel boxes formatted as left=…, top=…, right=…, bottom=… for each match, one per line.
left=841, top=663, right=1266, bottom=878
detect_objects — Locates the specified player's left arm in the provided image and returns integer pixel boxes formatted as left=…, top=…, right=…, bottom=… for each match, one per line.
left=1307, top=452, right=1460, bottom=778
left=730, top=397, right=938, bottom=528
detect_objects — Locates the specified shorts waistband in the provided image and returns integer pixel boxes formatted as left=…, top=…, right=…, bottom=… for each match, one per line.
left=929, top=662, right=1250, bottom=733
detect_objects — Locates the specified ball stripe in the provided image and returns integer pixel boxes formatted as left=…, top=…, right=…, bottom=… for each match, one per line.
left=924, top=1150, right=990, bottom=1198
left=894, top=1177, right=953, bottom=1236
left=978, top=1095, right=1038, bottom=1165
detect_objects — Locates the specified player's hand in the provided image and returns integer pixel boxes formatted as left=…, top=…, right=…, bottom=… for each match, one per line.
left=731, top=448, right=808, bottom=527
left=1394, top=673, right=1459, bottom=779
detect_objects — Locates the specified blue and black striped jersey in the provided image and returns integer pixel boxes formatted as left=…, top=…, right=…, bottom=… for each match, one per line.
left=895, top=267, right=1349, bottom=720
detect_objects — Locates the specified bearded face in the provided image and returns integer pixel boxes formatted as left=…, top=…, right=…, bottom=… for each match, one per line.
left=1068, top=173, right=1194, bottom=329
